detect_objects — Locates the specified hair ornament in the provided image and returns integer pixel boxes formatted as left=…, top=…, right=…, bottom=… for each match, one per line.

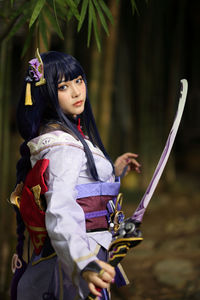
left=25, top=48, right=46, bottom=106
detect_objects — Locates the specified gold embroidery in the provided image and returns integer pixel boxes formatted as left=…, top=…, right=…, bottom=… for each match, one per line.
left=109, top=193, right=124, bottom=233
left=32, top=184, right=41, bottom=202
left=72, top=244, right=101, bottom=294
left=117, top=263, right=129, bottom=285
left=32, top=252, right=57, bottom=266
left=75, top=244, right=101, bottom=263
left=31, top=184, right=45, bottom=211
left=32, top=233, right=47, bottom=250
left=9, top=182, right=24, bottom=208
left=25, top=222, right=46, bottom=232
left=29, top=140, right=107, bottom=161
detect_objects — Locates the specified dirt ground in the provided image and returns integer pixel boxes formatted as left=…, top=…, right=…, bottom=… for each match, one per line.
left=111, top=174, right=200, bottom=300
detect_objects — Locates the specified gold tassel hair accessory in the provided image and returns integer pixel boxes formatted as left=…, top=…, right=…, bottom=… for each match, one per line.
left=25, top=48, right=46, bottom=106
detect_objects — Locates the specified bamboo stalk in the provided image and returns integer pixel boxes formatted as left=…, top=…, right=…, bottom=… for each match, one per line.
left=98, top=0, right=121, bottom=148
left=0, top=41, right=11, bottom=295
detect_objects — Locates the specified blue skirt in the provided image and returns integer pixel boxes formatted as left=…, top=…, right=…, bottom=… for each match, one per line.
left=17, top=247, right=110, bottom=300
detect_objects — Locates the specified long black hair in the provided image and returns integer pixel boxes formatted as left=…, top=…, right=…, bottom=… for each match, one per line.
left=16, top=51, right=114, bottom=183
left=11, top=51, right=114, bottom=300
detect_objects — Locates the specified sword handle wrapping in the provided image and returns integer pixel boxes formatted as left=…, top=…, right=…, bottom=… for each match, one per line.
left=85, top=219, right=143, bottom=300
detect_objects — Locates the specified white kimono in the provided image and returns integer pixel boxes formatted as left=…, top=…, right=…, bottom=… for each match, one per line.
left=17, top=130, right=122, bottom=300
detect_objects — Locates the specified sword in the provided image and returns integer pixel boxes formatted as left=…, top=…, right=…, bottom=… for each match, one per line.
left=86, top=79, right=188, bottom=299
left=133, top=78, right=188, bottom=223
left=109, top=78, right=188, bottom=259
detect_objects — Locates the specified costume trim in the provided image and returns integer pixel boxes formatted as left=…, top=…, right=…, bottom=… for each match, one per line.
left=76, top=181, right=120, bottom=199
left=27, top=131, right=107, bottom=161
left=117, top=263, right=129, bottom=285
left=31, top=252, right=57, bottom=266
left=19, top=159, right=49, bottom=255
left=71, top=244, right=101, bottom=296
left=9, top=182, right=24, bottom=208
left=29, top=142, right=84, bottom=156
left=25, top=222, right=46, bottom=232
left=75, top=244, right=101, bottom=263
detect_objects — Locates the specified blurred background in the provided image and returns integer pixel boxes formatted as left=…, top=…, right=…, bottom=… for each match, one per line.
left=0, top=0, right=199, bottom=299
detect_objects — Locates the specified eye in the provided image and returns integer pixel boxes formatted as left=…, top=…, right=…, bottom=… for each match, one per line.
left=75, top=76, right=83, bottom=84
left=58, top=84, right=68, bottom=91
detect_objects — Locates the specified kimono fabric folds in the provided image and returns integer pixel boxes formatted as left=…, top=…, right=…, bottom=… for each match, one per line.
left=16, top=130, right=127, bottom=300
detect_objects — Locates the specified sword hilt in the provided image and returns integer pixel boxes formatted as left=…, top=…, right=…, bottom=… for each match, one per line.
left=109, top=218, right=143, bottom=265
left=85, top=219, right=143, bottom=300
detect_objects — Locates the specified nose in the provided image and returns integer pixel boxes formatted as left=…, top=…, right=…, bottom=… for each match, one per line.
left=71, top=83, right=81, bottom=98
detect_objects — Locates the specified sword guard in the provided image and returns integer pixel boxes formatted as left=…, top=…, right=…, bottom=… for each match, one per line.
left=113, top=218, right=142, bottom=238
left=108, top=218, right=143, bottom=266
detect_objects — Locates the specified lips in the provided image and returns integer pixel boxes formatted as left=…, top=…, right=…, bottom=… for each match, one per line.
left=73, top=100, right=83, bottom=107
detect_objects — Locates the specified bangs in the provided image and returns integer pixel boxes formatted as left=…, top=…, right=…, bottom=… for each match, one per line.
left=42, top=52, right=85, bottom=85
left=56, top=60, right=84, bottom=84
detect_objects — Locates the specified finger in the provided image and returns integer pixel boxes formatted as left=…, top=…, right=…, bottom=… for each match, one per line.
left=128, top=158, right=141, bottom=168
left=123, top=152, right=139, bottom=158
left=96, top=261, right=115, bottom=277
left=92, top=276, right=109, bottom=289
left=135, top=166, right=141, bottom=173
left=99, top=271, right=114, bottom=283
left=88, top=282, right=102, bottom=297
left=125, top=165, right=131, bottom=176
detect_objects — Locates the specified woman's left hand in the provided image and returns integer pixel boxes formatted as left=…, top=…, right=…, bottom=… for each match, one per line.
left=114, top=152, right=141, bottom=177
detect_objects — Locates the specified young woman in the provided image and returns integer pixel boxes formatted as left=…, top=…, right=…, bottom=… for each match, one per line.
left=10, top=50, right=141, bottom=300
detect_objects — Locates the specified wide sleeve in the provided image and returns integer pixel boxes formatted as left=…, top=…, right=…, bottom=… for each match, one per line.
left=43, top=142, right=99, bottom=279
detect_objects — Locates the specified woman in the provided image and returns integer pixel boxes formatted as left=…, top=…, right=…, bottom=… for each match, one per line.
left=10, top=50, right=141, bottom=300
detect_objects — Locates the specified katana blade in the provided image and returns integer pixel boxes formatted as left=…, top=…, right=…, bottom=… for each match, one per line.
left=132, top=79, right=188, bottom=222
left=85, top=80, right=188, bottom=300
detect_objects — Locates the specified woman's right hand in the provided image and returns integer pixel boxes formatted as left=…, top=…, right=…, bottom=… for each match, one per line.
left=82, top=260, right=115, bottom=297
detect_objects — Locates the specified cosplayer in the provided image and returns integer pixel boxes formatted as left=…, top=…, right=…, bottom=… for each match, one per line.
left=10, top=49, right=141, bottom=300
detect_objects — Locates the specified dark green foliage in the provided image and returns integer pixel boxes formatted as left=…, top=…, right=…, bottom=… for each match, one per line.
left=1, top=0, right=137, bottom=54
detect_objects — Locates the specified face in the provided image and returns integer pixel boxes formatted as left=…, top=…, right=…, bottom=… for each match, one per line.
left=57, top=76, right=86, bottom=117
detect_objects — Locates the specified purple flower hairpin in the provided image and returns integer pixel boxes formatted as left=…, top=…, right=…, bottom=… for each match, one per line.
left=28, top=58, right=42, bottom=81
left=28, top=48, right=46, bottom=86
left=25, top=48, right=46, bottom=106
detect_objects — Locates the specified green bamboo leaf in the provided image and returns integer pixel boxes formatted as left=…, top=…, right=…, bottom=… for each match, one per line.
left=93, top=0, right=109, bottom=36
left=77, top=0, right=88, bottom=32
left=67, top=0, right=81, bottom=21
left=91, top=2, right=101, bottom=51
left=87, top=0, right=93, bottom=47
left=55, top=0, right=66, bottom=6
left=9, top=0, right=34, bottom=21
left=52, top=0, right=64, bottom=38
left=21, top=26, right=35, bottom=57
left=39, top=13, right=49, bottom=50
left=54, top=0, right=68, bottom=20
left=65, top=0, right=80, bottom=21
left=43, top=5, right=64, bottom=39
left=99, top=0, right=114, bottom=24
left=5, top=15, right=27, bottom=41
left=130, top=0, right=139, bottom=15
left=29, top=0, right=46, bottom=28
